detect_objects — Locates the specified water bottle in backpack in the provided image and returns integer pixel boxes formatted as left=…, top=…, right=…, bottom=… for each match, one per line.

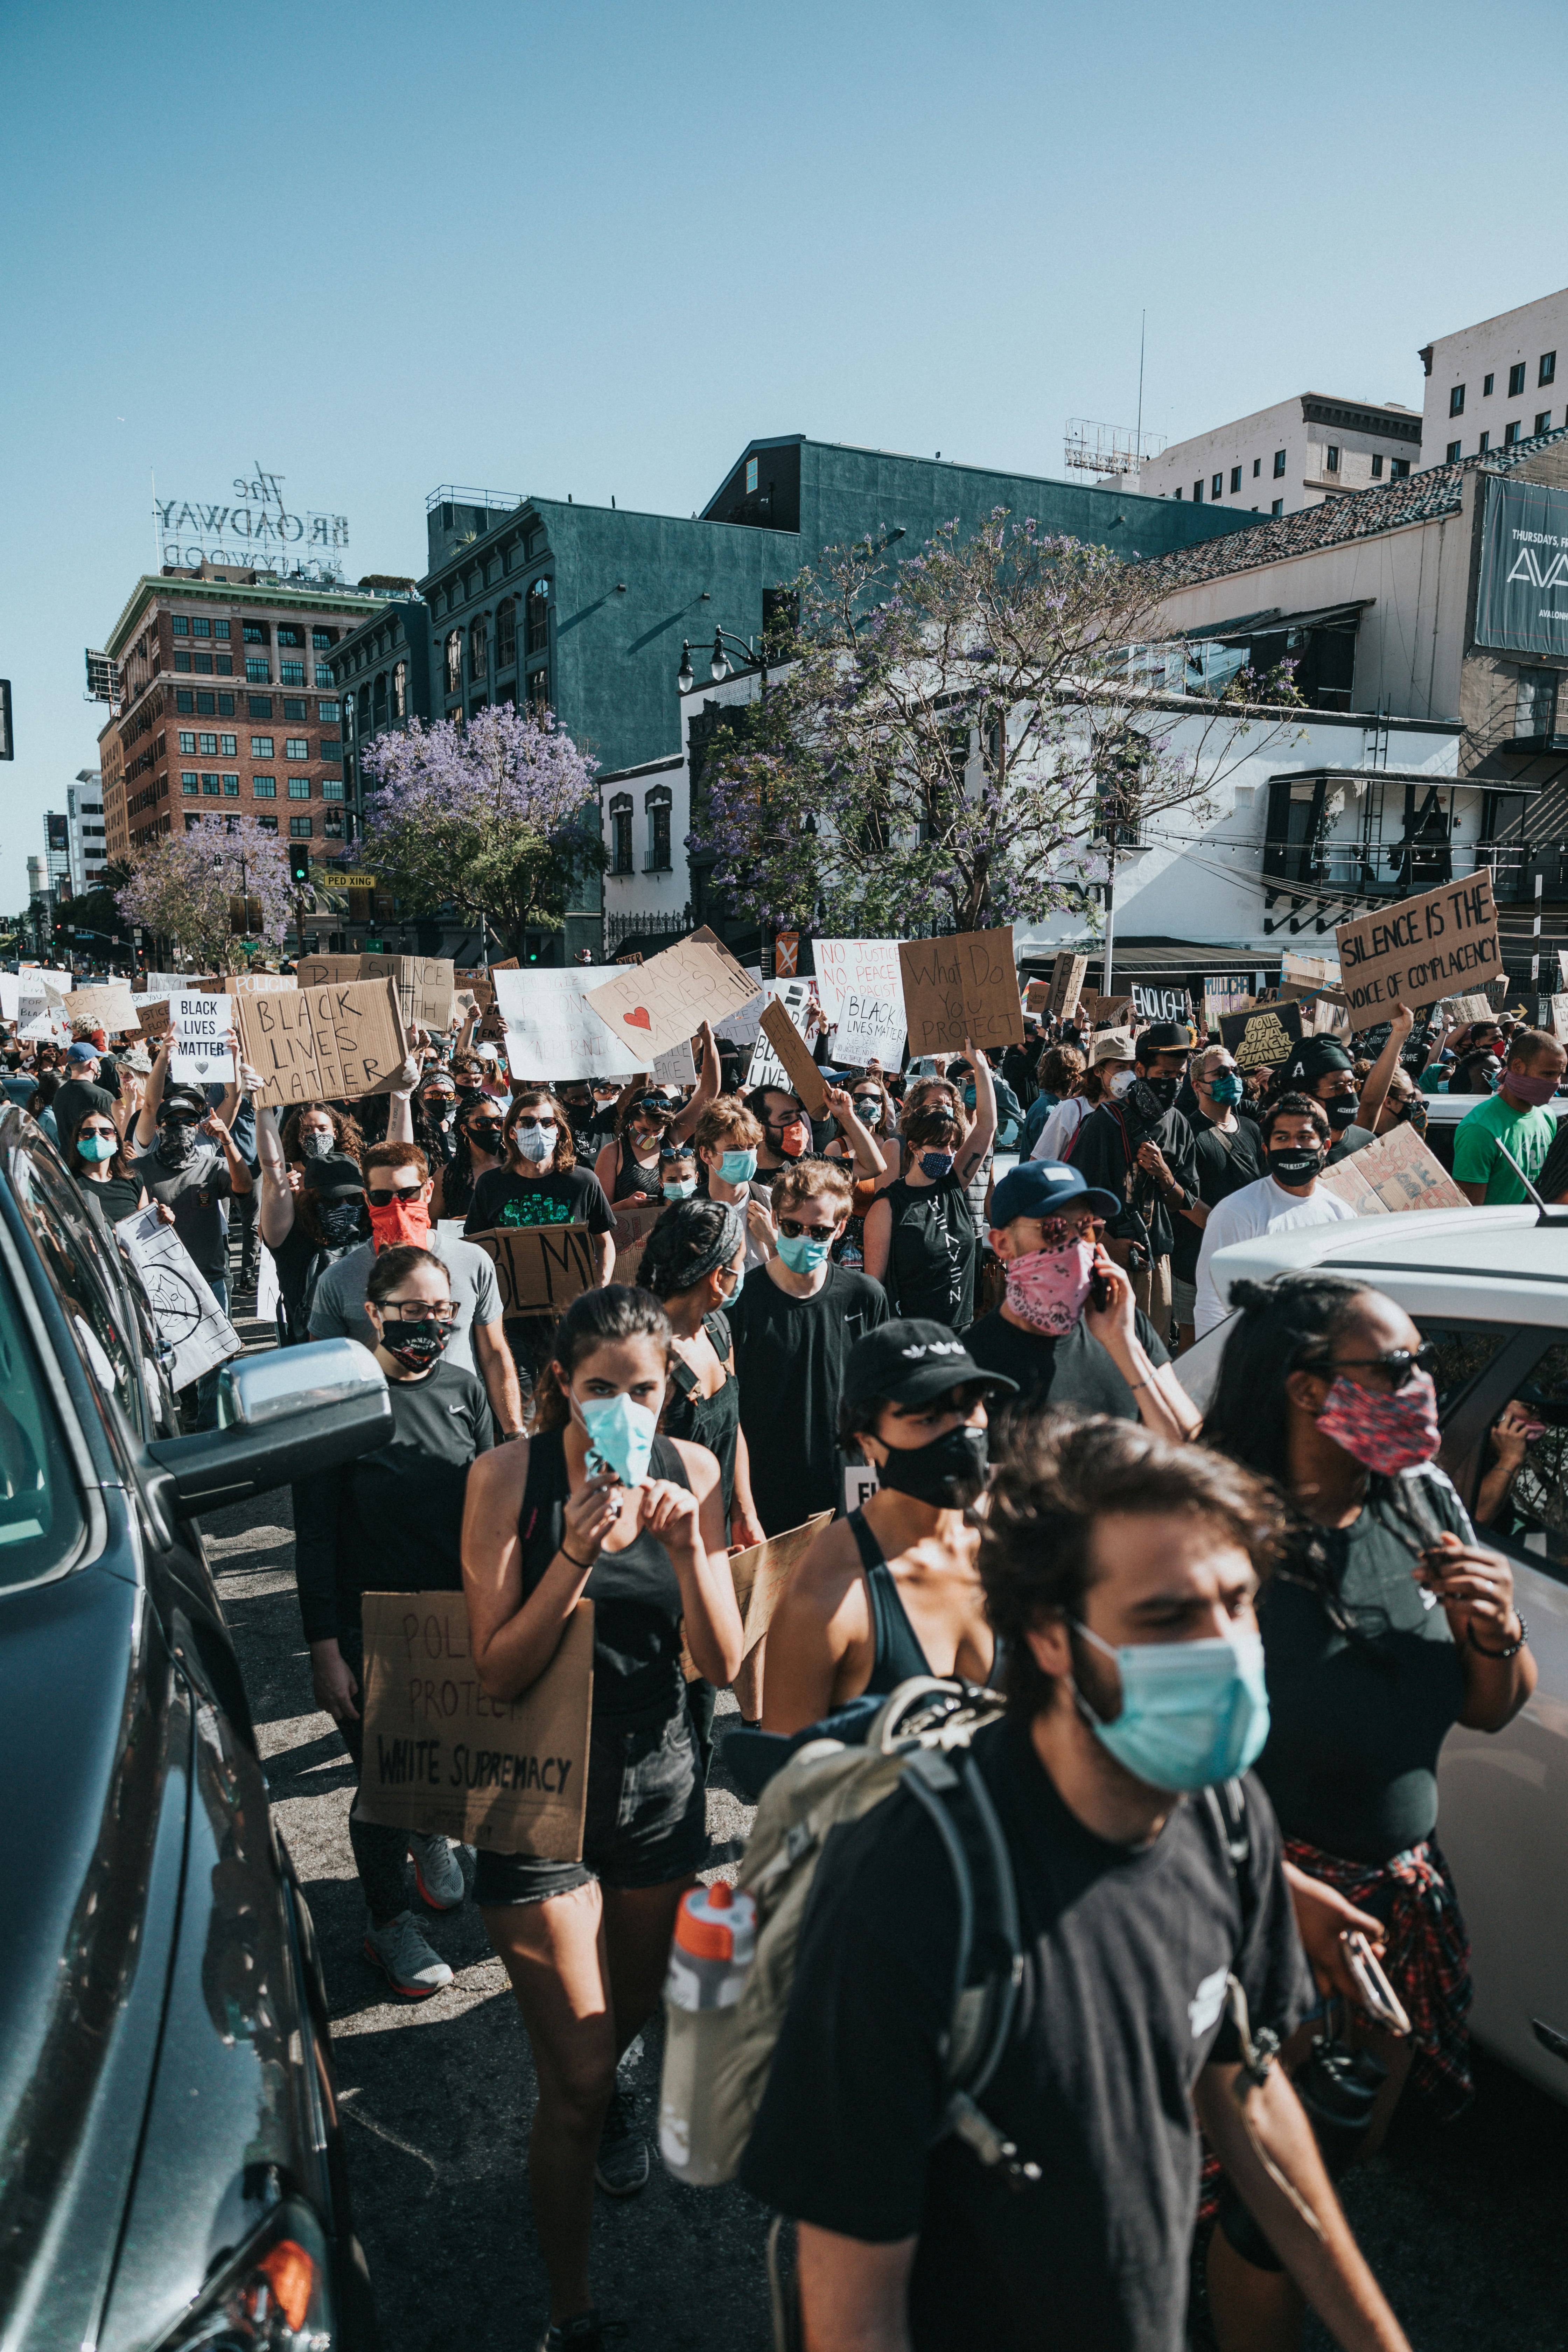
left=658, top=1881, right=757, bottom=2186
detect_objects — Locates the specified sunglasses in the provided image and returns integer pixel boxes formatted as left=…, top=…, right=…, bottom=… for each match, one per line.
left=366, top=1184, right=425, bottom=1207
left=1317, top=1344, right=1437, bottom=1391
left=779, top=1216, right=839, bottom=1243
left=512, top=1115, right=557, bottom=1132
left=469, top=1119, right=505, bottom=1137
left=658, top=1142, right=693, bottom=1161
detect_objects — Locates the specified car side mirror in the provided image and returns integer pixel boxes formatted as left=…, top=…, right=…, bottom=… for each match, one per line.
left=146, top=1338, right=393, bottom=1516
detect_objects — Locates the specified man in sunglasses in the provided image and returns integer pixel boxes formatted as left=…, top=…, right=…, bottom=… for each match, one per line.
left=308, top=1141, right=525, bottom=1438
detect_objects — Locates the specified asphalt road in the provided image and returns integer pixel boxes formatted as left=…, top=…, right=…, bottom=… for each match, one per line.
left=207, top=1390, right=1568, bottom=2352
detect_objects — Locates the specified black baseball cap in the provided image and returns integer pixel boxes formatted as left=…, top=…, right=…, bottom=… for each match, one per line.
left=840, top=1319, right=1018, bottom=1428
left=159, top=1086, right=207, bottom=1121
left=303, top=1150, right=366, bottom=1200
left=1276, top=1036, right=1354, bottom=1087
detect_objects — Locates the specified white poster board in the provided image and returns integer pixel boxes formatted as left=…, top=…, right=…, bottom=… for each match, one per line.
left=492, top=968, right=645, bottom=1084
left=746, top=981, right=821, bottom=1094
left=18, top=982, right=70, bottom=1045
left=170, top=993, right=235, bottom=1085
left=652, top=1036, right=698, bottom=1087
left=115, top=1205, right=243, bottom=1388
left=714, top=972, right=765, bottom=1048
left=815, top=939, right=906, bottom=1070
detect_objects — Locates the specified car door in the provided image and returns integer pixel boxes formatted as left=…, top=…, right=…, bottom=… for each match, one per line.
left=1421, top=1314, right=1568, bottom=2105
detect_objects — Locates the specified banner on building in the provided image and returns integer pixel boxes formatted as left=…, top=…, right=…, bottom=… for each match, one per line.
left=1475, top=477, right=1568, bottom=659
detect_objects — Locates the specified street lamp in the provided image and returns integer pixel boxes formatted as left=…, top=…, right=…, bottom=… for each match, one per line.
left=676, top=626, right=770, bottom=700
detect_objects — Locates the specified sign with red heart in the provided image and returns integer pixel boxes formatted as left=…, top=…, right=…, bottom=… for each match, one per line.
left=624, top=1006, right=652, bottom=1029
left=586, top=934, right=759, bottom=1060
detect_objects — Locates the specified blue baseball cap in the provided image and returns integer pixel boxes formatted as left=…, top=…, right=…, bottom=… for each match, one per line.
left=67, top=1041, right=99, bottom=1063
left=990, top=1159, right=1119, bottom=1227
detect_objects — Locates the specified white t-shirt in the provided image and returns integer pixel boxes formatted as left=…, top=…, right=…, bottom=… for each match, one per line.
left=1193, top=1175, right=1358, bottom=1337
left=1034, top=1094, right=1092, bottom=1162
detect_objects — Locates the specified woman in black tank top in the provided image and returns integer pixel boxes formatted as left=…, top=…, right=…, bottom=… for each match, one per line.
left=761, top=1316, right=1017, bottom=1735
left=460, top=1288, right=741, bottom=2342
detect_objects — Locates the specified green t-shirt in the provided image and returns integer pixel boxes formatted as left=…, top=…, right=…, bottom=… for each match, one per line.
left=1450, top=1089, right=1557, bottom=1202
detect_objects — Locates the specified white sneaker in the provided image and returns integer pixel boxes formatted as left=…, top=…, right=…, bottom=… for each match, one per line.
left=363, top=1911, right=453, bottom=2000
left=407, top=1831, right=465, bottom=1911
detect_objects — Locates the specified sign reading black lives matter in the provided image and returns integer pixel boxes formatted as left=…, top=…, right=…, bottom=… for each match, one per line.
left=1474, top=477, right=1568, bottom=659
left=1335, top=872, right=1500, bottom=1020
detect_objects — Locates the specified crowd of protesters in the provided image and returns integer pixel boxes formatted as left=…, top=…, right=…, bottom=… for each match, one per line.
left=2, top=964, right=1561, bottom=2352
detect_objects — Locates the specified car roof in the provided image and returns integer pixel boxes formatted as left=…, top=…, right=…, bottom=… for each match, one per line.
left=1210, top=1204, right=1568, bottom=1323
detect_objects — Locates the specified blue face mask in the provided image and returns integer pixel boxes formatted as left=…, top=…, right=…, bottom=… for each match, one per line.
left=776, top=1230, right=832, bottom=1275
left=719, top=1148, right=758, bottom=1184
left=76, top=1133, right=115, bottom=1163
left=919, top=1149, right=956, bottom=1180
left=663, top=1177, right=698, bottom=1200
left=575, top=1391, right=660, bottom=1487
left=1070, top=1620, right=1270, bottom=1792
left=962, top=1087, right=976, bottom=1111
left=1206, top=1072, right=1243, bottom=1107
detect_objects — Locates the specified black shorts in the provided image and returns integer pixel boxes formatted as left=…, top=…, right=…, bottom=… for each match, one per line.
left=473, top=1691, right=708, bottom=1906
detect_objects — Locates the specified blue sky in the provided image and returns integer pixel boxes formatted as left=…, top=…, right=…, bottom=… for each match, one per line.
left=3, top=0, right=1565, bottom=913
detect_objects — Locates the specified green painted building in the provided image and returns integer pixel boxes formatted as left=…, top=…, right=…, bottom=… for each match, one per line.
left=335, top=439, right=1254, bottom=959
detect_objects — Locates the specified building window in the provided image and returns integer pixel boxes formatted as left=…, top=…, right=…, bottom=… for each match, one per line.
left=471, top=614, right=489, bottom=682
left=1542, top=352, right=1558, bottom=388
left=181, top=772, right=199, bottom=794
left=645, top=789, right=672, bottom=871
left=280, top=660, right=305, bottom=686
left=526, top=579, right=550, bottom=657
left=1250, top=458, right=1260, bottom=478
left=1172, top=486, right=1182, bottom=498
left=192, top=615, right=211, bottom=637
left=246, top=657, right=270, bottom=684
left=218, top=732, right=236, bottom=756
left=277, top=625, right=303, bottom=648
left=320, top=738, right=343, bottom=762
left=1270, top=498, right=1283, bottom=516
left=282, top=695, right=307, bottom=721
left=175, top=652, right=192, bottom=672
left=610, top=793, right=633, bottom=873
left=1450, top=385, right=1465, bottom=417
left=246, top=694, right=272, bottom=719
left=218, top=692, right=235, bottom=716
left=392, top=660, right=407, bottom=720
left=1516, top=670, right=1557, bottom=738
left=1537, top=411, right=1553, bottom=436
left=322, top=777, right=345, bottom=800
left=1509, top=362, right=1527, bottom=398
left=313, top=662, right=332, bottom=687
left=1479, top=431, right=1491, bottom=453
left=373, top=672, right=388, bottom=724
left=1371, top=453, right=1384, bottom=479
left=318, top=697, right=341, bottom=722
left=191, top=652, right=213, bottom=675
left=1208, top=472, right=1220, bottom=500
left=178, top=729, right=197, bottom=754
left=176, top=689, right=194, bottom=713
left=445, top=631, right=462, bottom=696
left=222, top=775, right=239, bottom=796
left=202, top=775, right=221, bottom=796
left=257, top=812, right=278, bottom=834
left=288, top=777, right=311, bottom=800
left=285, top=737, right=309, bottom=760
left=172, top=615, right=190, bottom=635
left=312, top=629, right=333, bottom=651
left=197, top=730, right=217, bottom=754
left=1192, top=479, right=1203, bottom=502
left=1325, top=445, right=1340, bottom=473
left=244, top=623, right=266, bottom=644
left=215, top=620, right=230, bottom=640
left=1446, top=439, right=1462, bottom=463
left=1505, top=421, right=1521, bottom=446
left=1229, top=465, right=1241, bottom=493
left=1392, top=458, right=1410, bottom=478
left=496, top=598, right=516, bottom=669
left=527, top=667, right=550, bottom=715
left=289, top=815, right=313, bottom=839
left=1484, top=372, right=1495, bottom=396
left=253, top=776, right=277, bottom=797
left=251, top=735, right=274, bottom=757
left=184, top=814, right=199, bottom=831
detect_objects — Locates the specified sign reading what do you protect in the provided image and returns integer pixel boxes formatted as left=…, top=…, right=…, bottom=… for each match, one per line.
left=898, top=927, right=1023, bottom=1056
left=1335, top=873, right=1500, bottom=1021
left=357, top=1592, right=594, bottom=1855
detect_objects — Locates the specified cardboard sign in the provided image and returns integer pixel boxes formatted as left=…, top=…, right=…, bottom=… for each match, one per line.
left=746, top=981, right=821, bottom=1098
left=235, top=976, right=406, bottom=1107
left=1336, top=873, right=1500, bottom=1020
left=1442, top=993, right=1497, bottom=1024
left=114, top=1204, right=242, bottom=1388
left=362, top=954, right=455, bottom=1033
left=898, top=927, right=1022, bottom=1056
left=1091, top=994, right=1134, bottom=1028
left=469, top=1223, right=597, bottom=1319
left=294, top=955, right=363, bottom=989
left=1281, top=951, right=1340, bottom=988
left=1301, top=990, right=1352, bottom=1039
left=225, top=971, right=298, bottom=995
left=652, top=1035, right=698, bottom=1087
left=757, top=998, right=829, bottom=1116
left=356, top=1591, right=594, bottom=1855
left=1316, top=1125, right=1469, bottom=1217
left=1024, top=978, right=1050, bottom=1014
left=586, top=935, right=760, bottom=1060
left=490, top=956, right=520, bottom=972
left=492, top=967, right=645, bottom=1084
left=1205, top=990, right=1254, bottom=1035
left=478, top=1006, right=509, bottom=1045
left=454, top=968, right=495, bottom=1012
left=608, top=1195, right=664, bottom=1289
left=1219, top=1000, right=1303, bottom=1071
left=64, top=983, right=139, bottom=1034
left=681, top=1511, right=834, bottom=1677
left=1549, top=994, right=1568, bottom=1043
left=170, top=993, right=235, bottom=1084
left=714, top=974, right=766, bottom=1048
left=1046, top=952, right=1089, bottom=1022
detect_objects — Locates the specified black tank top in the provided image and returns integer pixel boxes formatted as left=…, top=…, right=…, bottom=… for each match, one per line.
left=879, top=1172, right=976, bottom=1328
left=847, top=1508, right=998, bottom=1696
left=519, top=1429, right=692, bottom=1718
left=664, top=1311, right=740, bottom=1525
left=613, top=1137, right=662, bottom=1201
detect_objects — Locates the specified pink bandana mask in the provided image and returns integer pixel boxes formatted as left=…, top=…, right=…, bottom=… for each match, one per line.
left=1315, top=1371, right=1441, bottom=1476
left=1004, top=1241, right=1096, bottom=1335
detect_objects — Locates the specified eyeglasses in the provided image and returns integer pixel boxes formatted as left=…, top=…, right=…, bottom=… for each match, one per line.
left=80, top=1126, right=117, bottom=1141
left=1318, top=1344, right=1437, bottom=1391
left=378, top=1303, right=456, bottom=1325
left=366, top=1184, right=425, bottom=1207
left=779, top=1216, right=839, bottom=1242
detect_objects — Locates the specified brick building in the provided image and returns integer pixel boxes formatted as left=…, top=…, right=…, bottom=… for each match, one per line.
left=97, top=566, right=398, bottom=869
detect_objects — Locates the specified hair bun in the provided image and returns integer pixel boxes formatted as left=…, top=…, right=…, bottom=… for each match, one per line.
left=1225, top=1277, right=1273, bottom=1313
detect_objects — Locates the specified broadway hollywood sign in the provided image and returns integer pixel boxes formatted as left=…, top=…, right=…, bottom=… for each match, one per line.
left=154, top=461, right=348, bottom=578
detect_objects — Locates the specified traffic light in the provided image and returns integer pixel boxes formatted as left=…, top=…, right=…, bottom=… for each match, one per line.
left=288, top=845, right=311, bottom=887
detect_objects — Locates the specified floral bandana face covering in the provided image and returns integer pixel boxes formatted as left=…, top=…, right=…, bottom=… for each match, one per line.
left=1004, top=1238, right=1096, bottom=1335
left=1315, top=1369, right=1441, bottom=1476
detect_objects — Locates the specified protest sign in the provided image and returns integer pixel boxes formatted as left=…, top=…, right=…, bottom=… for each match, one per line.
left=170, top=993, right=235, bottom=1084
left=1336, top=873, right=1500, bottom=1020
left=225, top=971, right=297, bottom=995
left=1132, top=983, right=1191, bottom=1024
left=17, top=978, right=70, bottom=1044
left=1219, top=1000, right=1303, bottom=1071
left=1204, top=990, right=1253, bottom=1035
left=1301, top=989, right=1352, bottom=1039
left=491, top=968, right=645, bottom=1083
left=468, top=1224, right=597, bottom=1318
left=653, top=1035, right=698, bottom=1087
left=746, top=981, right=820, bottom=1096
left=1316, top=1125, right=1469, bottom=1216
left=22, top=964, right=75, bottom=997
left=898, top=927, right=1022, bottom=1056
left=587, top=934, right=758, bottom=1060
left=814, top=939, right=907, bottom=1070
left=608, top=1196, right=663, bottom=1289
left=357, top=1591, right=593, bottom=1855
left=1549, top=995, right=1568, bottom=1043
left=714, top=976, right=765, bottom=1048
left=1442, top=993, right=1497, bottom=1023
left=362, top=954, right=455, bottom=1032
left=757, top=997, right=829, bottom=1116
left=114, top=1204, right=242, bottom=1388
left=64, top=983, right=140, bottom=1034
left=235, top=977, right=406, bottom=1108
left=490, top=956, right=520, bottom=972
left=1091, top=994, right=1134, bottom=1028
left=1024, top=978, right=1049, bottom=1014
left=681, top=1511, right=834, bottom=1677
left=294, top=954, right=364, bottom=990
left=454, top=968, right=495, bottom=1012
left=1047, top=952, right=1089, bottom=1021
left=1281, top=951, right=1340, bottom=988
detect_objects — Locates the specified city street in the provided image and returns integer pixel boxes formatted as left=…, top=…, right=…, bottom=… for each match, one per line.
left=207, top=1450, right=1568, bottom=2352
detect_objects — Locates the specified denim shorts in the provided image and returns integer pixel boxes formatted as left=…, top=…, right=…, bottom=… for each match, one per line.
left=472, top=1690, right=709, bottom=1906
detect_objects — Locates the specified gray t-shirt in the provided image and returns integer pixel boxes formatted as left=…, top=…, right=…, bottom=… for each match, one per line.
left=307, top=1230, right=502, bottom=1373
left=132, top=1141, right=233, bottom=1279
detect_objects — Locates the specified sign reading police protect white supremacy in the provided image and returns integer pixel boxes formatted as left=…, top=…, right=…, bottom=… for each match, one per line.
left=1335, top=873, right=1500, bottom=1019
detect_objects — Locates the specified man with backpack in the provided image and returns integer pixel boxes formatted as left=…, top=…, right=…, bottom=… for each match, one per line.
left=1071, top=1021, right=1199, bottom=1342
left=738, top=1418, right=1412, bottom=2352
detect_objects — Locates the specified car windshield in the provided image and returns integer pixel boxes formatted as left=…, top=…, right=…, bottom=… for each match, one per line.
left=0, top=1256, right=88, bottom=1590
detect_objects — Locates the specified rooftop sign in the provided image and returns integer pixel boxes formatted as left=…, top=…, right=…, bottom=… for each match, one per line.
left=1475, top=476, right=1568, bottom=659
left=154, top=462, right=349, bottom=582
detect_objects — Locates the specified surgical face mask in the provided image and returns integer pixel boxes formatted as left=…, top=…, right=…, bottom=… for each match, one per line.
left=1322, top=1094, right=1359, bottom=1131
left=877, top=1422, right=989, bottom=1509
left=76, top=1132, right=115, bottom=1163
left=664, top=1177, right=698, bottom=1200
left=776, top=1228, right=832, bottom=1275
left=1268, top=1145, right=1325, bottom=1185
left=575, top=1390, right=659, bottom=1486
left=1205, top=1071, right=1243, bottom=1108
left=718, top=1147, right=758, bottom=1184
left=961, top=1086, right=976, bottom=1111
left=375, top=1314, right=451, bottom=1372
left=300, top=1128, right=334, bottom=1159
left=1315, top=1369, right=1441, bottom=1476
left=918, top=1149, right=955, bottom=1180
left=1106, top=1068, right=1136, bottom=1100
left=1071, top=1619, right=1270, bottom=1792
left=1004, top=1239, right=1096, bottom=1335
left=1506, top=1066, right=1560, bottom=1105
left=516, top=1120, right=557, bottom=1164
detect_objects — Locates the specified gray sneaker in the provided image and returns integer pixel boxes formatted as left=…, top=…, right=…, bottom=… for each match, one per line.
left=363, top=1910, right=454, bottom=2000
left=407, top=1830, right=465, bottom=1911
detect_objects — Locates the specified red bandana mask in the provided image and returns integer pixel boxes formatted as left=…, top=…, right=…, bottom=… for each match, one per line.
left=1315, top=1371, right=1440, bottom=1476
left=368, top=1196, right=432, bottom=1252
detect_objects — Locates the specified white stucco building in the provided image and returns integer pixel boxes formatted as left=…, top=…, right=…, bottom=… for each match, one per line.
left=1136, top=395, right=1422, bottom=519
left=1419, top=286, right=1568, bottom=468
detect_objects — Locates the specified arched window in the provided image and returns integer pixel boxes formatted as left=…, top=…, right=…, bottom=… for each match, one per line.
left=373, top=670, right=388, bottom=721
left=357, top=682, right=371, bottom=733
left=470, top=614, right=489, bottom=684
left=495, top=597, right=516, bottom=670
left=645, top=784, right=673, bottom=871
left=445, top=631, right=462, bottom=696
left=609, top=792, right=633, bottom=874
left=392, top=659, right=407, bottom=720
left=526, top=578, right=551, bottom=658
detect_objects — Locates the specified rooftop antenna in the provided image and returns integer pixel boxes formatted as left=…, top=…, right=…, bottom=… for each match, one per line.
left=1135, top=310, right=1146, bottom=465
left=150, top=465, right=161, bottom=570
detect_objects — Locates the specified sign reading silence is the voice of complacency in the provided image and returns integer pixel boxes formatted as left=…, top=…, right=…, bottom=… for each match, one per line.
left=1335, top=872, right=1501, bottom=1020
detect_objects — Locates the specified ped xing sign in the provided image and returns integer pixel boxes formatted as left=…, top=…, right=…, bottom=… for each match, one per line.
left=1475, top=476, right=1568, bottom=658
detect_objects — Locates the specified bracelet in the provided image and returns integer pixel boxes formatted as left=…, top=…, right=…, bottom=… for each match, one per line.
left=1468, top=1613, right=1527, bottom=1660
left=559, top=1546, right=597, bottom=1573
left=1126, top=1376, right=1150, bottom=1394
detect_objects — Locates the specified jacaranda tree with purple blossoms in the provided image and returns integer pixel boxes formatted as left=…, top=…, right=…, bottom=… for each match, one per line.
left=359, top=704, right=601, bottom=958
left=115, top=814, right=297, bottom=968
left=689, top=511, right=1301, bottom=937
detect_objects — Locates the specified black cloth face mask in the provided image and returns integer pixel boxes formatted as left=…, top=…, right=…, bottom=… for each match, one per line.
left=156, top=1119, right=200, bottom=1165
left=1269, top=1146, right=1325, bottom=1184
left=1128, top=1072, right=1179, bottom=1124
left=378, top=1317, right=450, bottom=1371
left=876, top=1422, right=989, bottom=1509
left=314, top=1198, right=366, bottom=1248
left=1322, top=1096, right=1359, bottom=1131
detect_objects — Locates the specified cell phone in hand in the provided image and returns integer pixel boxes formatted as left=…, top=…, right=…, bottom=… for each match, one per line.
left=1090, top=1269, right=1114, bottom=1313
left=1341, top=1930, right=1410, bottom=2036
